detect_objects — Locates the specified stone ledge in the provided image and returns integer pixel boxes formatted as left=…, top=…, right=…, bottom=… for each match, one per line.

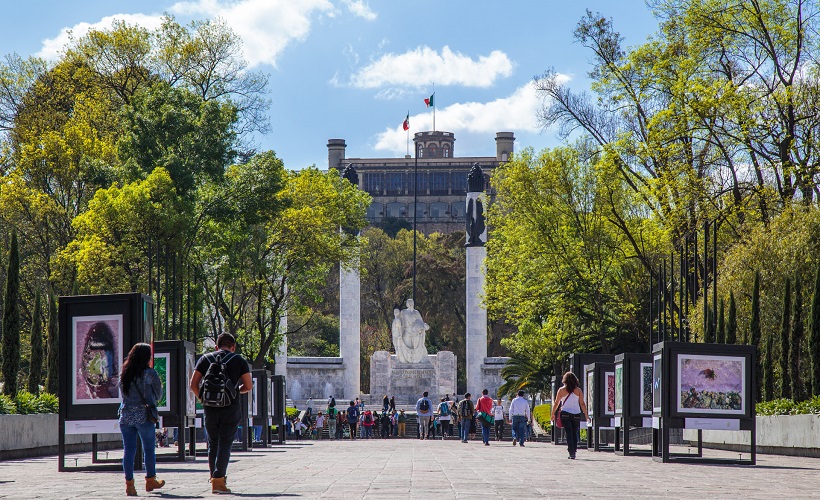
left=683, top=414, right=820, bottom=458
left=287, top=357, right=344, bottom=365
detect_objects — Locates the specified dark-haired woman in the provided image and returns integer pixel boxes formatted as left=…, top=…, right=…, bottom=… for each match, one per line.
left=553, top=371, right=589, bottom=459
left=118, top=343, right=165, bottom=496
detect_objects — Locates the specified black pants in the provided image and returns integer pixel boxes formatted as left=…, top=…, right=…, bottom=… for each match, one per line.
left=204, top=405, right=241, bottom=478
left=560, top=411, right=582, bottom=457
left=495, top=420, right=505, bottom=440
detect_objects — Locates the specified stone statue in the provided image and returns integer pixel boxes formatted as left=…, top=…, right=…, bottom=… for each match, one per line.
left=466, top=163, right=487, bottom=247
left=391, top=299, right=430, bottom=364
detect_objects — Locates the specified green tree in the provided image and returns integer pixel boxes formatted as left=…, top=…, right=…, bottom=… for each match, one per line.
left=26, top=290, right=42, bottom=393
left=727, top=291, right=737, bottom=344
left=764, top=330, right=775, bottom=402
left=750, top=271, right=762, bottom=401
left=1, top=232, right=20, bottom=396
left=811, top=260, right=820, bottom=396
left=717, top=298, right=725, bottom=344
left=45, top=293, right=58, bottom=394
left=498, top=349, right=552, bottom=407
left=790, top=275, right=804, bottom=401
left=779, top=278, right=791, bottom=399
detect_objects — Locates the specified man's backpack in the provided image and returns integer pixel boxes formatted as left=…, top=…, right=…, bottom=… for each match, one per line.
left=419, top=399, right=430, bottom=412
left=199, top=352, right=237, bottom=407
left=439, top=402, right=450, bottom=416
left=327, top=407, right=337, bottom=420
left=364, top=412, right=373, bottom=424
left=459, top=400, right=471, bottom=417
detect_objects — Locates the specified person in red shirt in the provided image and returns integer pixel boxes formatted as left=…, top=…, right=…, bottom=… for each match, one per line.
left=475, top=389, right=495, bottom=445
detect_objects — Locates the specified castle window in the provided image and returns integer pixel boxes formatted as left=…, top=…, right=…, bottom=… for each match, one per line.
left=430, top=172, right=448, bottom=195
left=363, top=172, right=383, bottom=195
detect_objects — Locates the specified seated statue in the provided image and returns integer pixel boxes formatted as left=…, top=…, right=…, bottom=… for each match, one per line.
left=391, top=299, right=430, bottom=364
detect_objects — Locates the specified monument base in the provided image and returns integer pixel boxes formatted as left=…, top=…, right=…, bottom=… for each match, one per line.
left=370, top=351, right=457, bottom=405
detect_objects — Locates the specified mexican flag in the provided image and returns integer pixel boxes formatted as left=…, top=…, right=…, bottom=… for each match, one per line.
left=424, top=93, right=434, bottom=107
left=402, top=112, right=409, bottom=131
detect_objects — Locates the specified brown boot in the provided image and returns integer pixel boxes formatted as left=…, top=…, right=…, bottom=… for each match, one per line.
left=211, top=476, right=231, bottom=494
left=145, top=476, right=165, bottom=492
left=125, top=479, right=138, bottom=496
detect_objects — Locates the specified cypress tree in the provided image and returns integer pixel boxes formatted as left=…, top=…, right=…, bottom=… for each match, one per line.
left=764, top=331, right=774, bottom=401
left=791, top=275, right=804, bottom=402
left=1, top=232, right=20, bottom=396
left=727, top=291, right=737, bottom=344
left=779, top=278, right=791, bottom=399
left=717, top=298, right=726, bottom=344
left=26, top=291, right=43, bottom=394
left=811, top=260, right=820, bottom=396
left=750, top=271, right=762, bottom=401
left=704, top=305, right=714, bottom=343
left=45, top=294, right=59, bottom=395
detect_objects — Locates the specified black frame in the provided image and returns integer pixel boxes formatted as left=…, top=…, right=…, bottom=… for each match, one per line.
left=250, top=369, right=271, bottom=446
left=271, top=375, right=287, bottom=444
left=58, top=293, right=154, bottom=472
left=153, top=340, right=197, bottom=461
left=613, top=352, right=653, bottom=456
left=584, top=362, right=616, bottom=452
left=550, top=375, right=565, bottom=445
left=651, top=341, right=757, bottom=465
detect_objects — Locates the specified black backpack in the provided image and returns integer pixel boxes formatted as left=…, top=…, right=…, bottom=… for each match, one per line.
left=199, top=351, right=238, bottom=407
left=419, top=399, right=430, bottom=412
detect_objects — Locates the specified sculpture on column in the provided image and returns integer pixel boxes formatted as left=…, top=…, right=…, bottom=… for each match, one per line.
left=465, top=163, right=487, bottom=247
left=391, top=299, right=430, bottom=364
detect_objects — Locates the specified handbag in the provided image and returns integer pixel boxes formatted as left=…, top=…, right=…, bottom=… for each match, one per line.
left=478, top=411, right=495, bottom=426
left=134, top=375, right=159, bottom=425
left=553, top=392, right=572, bottom=429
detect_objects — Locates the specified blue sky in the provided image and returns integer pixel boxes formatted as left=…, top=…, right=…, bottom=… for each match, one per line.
left=0, top=0, right=659, bottom=170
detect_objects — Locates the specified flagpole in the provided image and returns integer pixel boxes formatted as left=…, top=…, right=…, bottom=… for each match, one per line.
left=406, top=111, right=410, bottom=156
left=432, top=89, right=436, bottom=132
left=412, top=134, right=418, bottom=303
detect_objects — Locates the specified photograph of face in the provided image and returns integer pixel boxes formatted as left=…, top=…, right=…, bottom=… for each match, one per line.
left=653, top=355, right=662, bottom=413
left=153, top=353, right=170, bottom=412
left=73, top=315, right=123, bottom=405
left=640, top=363, right=653, bottom=415
left=678, top=354, right=745, bottom=414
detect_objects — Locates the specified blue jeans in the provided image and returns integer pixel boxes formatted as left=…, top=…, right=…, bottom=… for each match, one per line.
left=460, top=419, right=470, bottom=441
left=480, top=421, right=491, bottom=443
left=120, top=421, right=157, bottom=481
left=561, top=412, right=581, bottom=456
left=512, top=416, right=528, bottom=445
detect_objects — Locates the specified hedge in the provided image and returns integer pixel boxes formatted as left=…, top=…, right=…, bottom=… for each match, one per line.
left=756, top=396, right=820, bottom=416
left=533, top=403, right=552, bottom=433
left=0, top=391, right=59, bottom=415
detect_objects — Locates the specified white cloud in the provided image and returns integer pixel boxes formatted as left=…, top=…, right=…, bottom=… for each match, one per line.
left=36, top=0, right=336, bottom=68
left=170, top=0, right=334, bottom=68
left=373, top=78, right=570, bottom=154
left=342, top=0, right=377, bottom=20
left=350, top=46, right=513, bottom=89
left=36, top=13, right=164, bottom=62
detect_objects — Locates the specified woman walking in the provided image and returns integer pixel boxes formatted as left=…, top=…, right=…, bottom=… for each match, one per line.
left=553, top=372, right=588, bottom=459
left=118, top=343, right=165, bottom=496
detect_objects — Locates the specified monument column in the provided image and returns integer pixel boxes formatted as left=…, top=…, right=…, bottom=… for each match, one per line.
left=465, top=163, right=488, bottom=397
left=274, top=308, right=287, bottom=377
left=340, top=164, right=361, bottom=400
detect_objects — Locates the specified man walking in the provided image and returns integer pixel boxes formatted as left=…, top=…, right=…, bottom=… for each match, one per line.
left=415, top=391, right=433, bottom=439
left=190, top=333, right=252, bottom=494
left=492, top=398, right=505, bottom=441
left=508, top=390, right=531, bottom=447
left=476, top=389, right=494, bottom=445
left=397, top=409, right=407, bottom=437
left=347, top=401, right=359, bottom=439
left=437, top=397, right=451, bottom=438
left=457, top=394, right=475, bottom=443
left=326, top=403, right=338, bottom=440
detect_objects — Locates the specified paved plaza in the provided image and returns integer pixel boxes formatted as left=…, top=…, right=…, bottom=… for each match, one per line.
left=1, top=439, right=819, bottom=499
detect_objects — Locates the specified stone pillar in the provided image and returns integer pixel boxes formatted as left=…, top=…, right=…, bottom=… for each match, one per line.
left=465, top=163, right=488, bottom=397
left=340, top=261, right=361, bottom=400
left=274, top=311, right=287, bottom=377
left=495, top=132, right=515, bottom=162
left=327, top=139, right=346, bottom=171
left=340, top=164, right=361, bottom=400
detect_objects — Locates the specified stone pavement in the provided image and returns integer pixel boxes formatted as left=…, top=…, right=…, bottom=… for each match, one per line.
left=1, top=438, right=818, bottom=499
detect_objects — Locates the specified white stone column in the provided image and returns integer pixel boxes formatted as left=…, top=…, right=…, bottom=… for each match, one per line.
left=339, top=257, right=361, bottom=400
left=466, top=245, right=487, bottom=397
left=274, top=311, right=287, bottom=377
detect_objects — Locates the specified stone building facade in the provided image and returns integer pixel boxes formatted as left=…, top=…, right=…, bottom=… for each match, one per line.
left=328, top=131, right=515, bottom=234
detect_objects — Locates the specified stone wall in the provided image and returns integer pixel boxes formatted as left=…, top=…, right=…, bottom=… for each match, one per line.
left=683, top=414, right=820, bottom=457
left=480, top=357, right=510, bottom=398
left=286, top=357, right=348, bottom=400
left=0, top=414, right=121, bottom=461
left=370, top=351, right=457, bottom=405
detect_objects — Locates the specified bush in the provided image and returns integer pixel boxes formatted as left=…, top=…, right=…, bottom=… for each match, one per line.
left=0, top=394, right=16, bottom=414
left=14, top=391, right=39, bottom=414
left=35, top=393, right=59, bottom=413
left=756, top=396, right=820, bottom=415
left=533, top=403, right=552, bottom=432
left=285, top=407, right=300, bottom=419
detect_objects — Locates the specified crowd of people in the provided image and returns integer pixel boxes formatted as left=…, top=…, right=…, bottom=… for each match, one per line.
left=285, top=389, right=537, bottom=445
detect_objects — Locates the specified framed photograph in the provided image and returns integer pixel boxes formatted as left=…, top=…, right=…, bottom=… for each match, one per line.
left=653, top=354, right=662, bottom=413
left=677, top=354, right=745, bottom=415
left=185, top=350, right=196, bottom=416
left=640, top=362, right=653, bottom=416
left=72, top=315, right=123, bottom=405
left=586, top=369, right=595, bottom=418
left=153, top=352, right=170, bottom=412
left=249, top=385, right=258, bottom=416
left=614, top=365, right=623, bottom=414
left=605, top=371, right=615, bottom=415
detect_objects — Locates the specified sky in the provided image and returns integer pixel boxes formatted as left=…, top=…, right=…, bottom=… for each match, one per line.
left=0, top=0, right=660, bottom=171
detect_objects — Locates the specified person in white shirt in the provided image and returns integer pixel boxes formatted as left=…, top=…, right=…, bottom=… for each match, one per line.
left=314, top=412, right=325, bottom=439
left=492, top=399, right=505, bottom=441
left=507, top=391, right=532, bottom=447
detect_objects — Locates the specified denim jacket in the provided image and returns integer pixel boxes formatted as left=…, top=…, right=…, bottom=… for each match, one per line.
left=118, top=368, right=162, bottom=426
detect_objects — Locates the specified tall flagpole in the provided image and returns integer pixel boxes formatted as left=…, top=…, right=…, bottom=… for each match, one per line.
left=406, top=110, right=410, bottom=157
left=432, top=87, right=436, bottom=132
left=412, top=133, right=418, bottom=303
